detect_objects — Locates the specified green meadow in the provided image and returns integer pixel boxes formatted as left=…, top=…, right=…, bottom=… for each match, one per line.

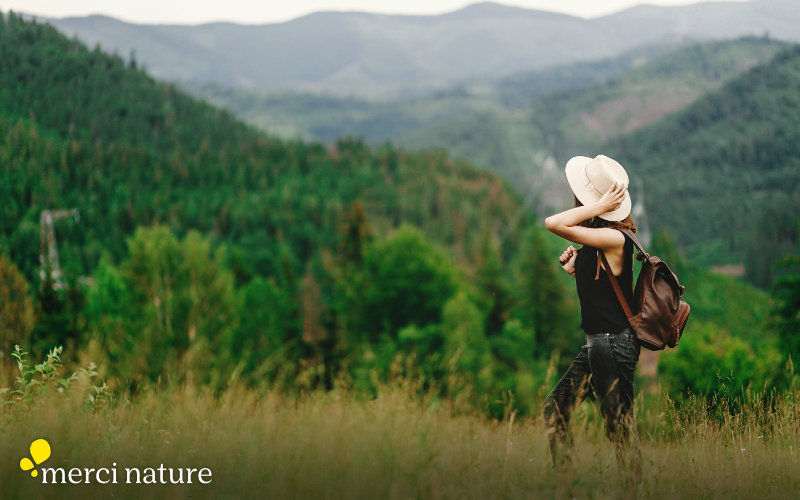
left=4, top=362, right=800, bottom=499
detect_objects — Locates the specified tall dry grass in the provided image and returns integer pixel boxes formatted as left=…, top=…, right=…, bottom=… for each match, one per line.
left=2, top=373, right=800, bottom=499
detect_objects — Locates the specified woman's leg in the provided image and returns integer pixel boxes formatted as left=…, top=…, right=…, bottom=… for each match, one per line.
left=542, top=344, right=594, bottom=467
left=587, top=329, right=642, bottom=484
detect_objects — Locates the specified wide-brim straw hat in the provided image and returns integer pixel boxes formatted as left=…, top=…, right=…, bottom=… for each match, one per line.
left=565, top=154, right=632, bottom=221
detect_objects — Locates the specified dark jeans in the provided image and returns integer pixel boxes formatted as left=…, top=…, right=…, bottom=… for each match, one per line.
left=542, top=327, right=642, bottom=482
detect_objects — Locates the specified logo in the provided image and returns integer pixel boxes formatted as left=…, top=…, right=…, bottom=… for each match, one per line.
left=19, top=438, right=213, bottom=485
left=19, top=439, right=51, bottom=477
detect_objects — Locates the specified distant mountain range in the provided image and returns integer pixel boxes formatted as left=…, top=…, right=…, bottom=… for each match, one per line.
left=186, top=36, right=785, bottom=217
left=20, top=0, right=800, bottom=95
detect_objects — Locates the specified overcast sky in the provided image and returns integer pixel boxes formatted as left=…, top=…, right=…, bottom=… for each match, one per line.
left=1, top=0, right=749, bottom=25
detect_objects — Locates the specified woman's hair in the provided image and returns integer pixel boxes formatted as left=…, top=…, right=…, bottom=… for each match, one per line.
left=574, top=196, right=637, bottom=232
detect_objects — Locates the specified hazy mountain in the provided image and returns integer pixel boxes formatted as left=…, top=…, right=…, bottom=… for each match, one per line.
left=186, top=37, right=786, bottom=222
left=20, top=0, right=800, bottom=95
left=185, top=39, right=688, bottom=141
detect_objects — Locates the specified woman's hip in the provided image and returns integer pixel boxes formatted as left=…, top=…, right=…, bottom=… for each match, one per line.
left=585, top=328, right=640, bottom=381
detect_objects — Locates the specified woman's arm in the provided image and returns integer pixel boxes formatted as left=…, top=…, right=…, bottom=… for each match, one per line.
left=544, top=182, right=627, bottom=250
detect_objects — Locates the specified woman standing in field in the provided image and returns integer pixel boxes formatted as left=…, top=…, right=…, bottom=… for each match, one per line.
left=542, top=154, right=642, bottom=483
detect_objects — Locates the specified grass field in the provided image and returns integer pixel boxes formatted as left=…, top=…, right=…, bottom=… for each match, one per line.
left=3, top=372, right=800, bottom=500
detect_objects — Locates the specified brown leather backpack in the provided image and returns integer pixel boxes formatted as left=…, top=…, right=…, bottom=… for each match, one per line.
left=599, top=228, right=691, bottom=351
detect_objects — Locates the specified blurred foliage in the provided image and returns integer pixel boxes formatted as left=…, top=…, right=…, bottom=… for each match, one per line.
left=0, top=254, right=35, bottom=356
left=771, top=235, right=800, bottom=361
left=85, top=226, right=238, bottom=385
left=659, top=320, right=787, bottom=401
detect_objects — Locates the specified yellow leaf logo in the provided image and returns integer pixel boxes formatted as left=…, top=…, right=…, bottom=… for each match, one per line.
left=20, top=439, right=51, bottom=477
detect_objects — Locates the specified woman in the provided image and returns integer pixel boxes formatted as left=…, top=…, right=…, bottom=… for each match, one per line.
left=542, top=154, right=642, bottom=483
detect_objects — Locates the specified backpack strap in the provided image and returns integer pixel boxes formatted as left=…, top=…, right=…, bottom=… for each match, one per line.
left=598, top=249, right=634, bottom=322
left=618, top=228, right=649, bottom=261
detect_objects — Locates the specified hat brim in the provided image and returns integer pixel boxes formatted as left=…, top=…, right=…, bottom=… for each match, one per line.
left=565, top=156, right=632, bottom=222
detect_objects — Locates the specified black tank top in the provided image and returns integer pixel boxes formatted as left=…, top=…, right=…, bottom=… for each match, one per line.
left=574, top=231, right=634, bottom=335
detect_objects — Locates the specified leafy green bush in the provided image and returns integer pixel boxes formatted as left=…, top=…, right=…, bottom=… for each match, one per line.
left=659, top=321, right=788, bottom=400
left=1, top=345, right=110, bottom=411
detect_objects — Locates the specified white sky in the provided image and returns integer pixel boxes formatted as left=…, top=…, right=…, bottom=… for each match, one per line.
left=0, top=0, right=750, bottom=25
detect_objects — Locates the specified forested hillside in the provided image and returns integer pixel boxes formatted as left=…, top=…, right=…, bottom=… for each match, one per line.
left=608, top=45, right=800, bottom=286
left=530, top=36, right=787, bottom=160
left=0, top=12, right=584, bottom=416
left=0, top=12, right=529, bottom=282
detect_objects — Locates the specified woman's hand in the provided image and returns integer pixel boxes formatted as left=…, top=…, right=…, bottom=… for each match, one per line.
left=559, top=245, right=577, bottom=277
left=596, top=182, right=627, bottom=214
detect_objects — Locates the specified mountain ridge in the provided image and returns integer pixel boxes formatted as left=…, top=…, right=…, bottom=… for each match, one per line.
left=184, top=36, right=786, bottom=228
left=15, top=0, right=799, bottom=95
